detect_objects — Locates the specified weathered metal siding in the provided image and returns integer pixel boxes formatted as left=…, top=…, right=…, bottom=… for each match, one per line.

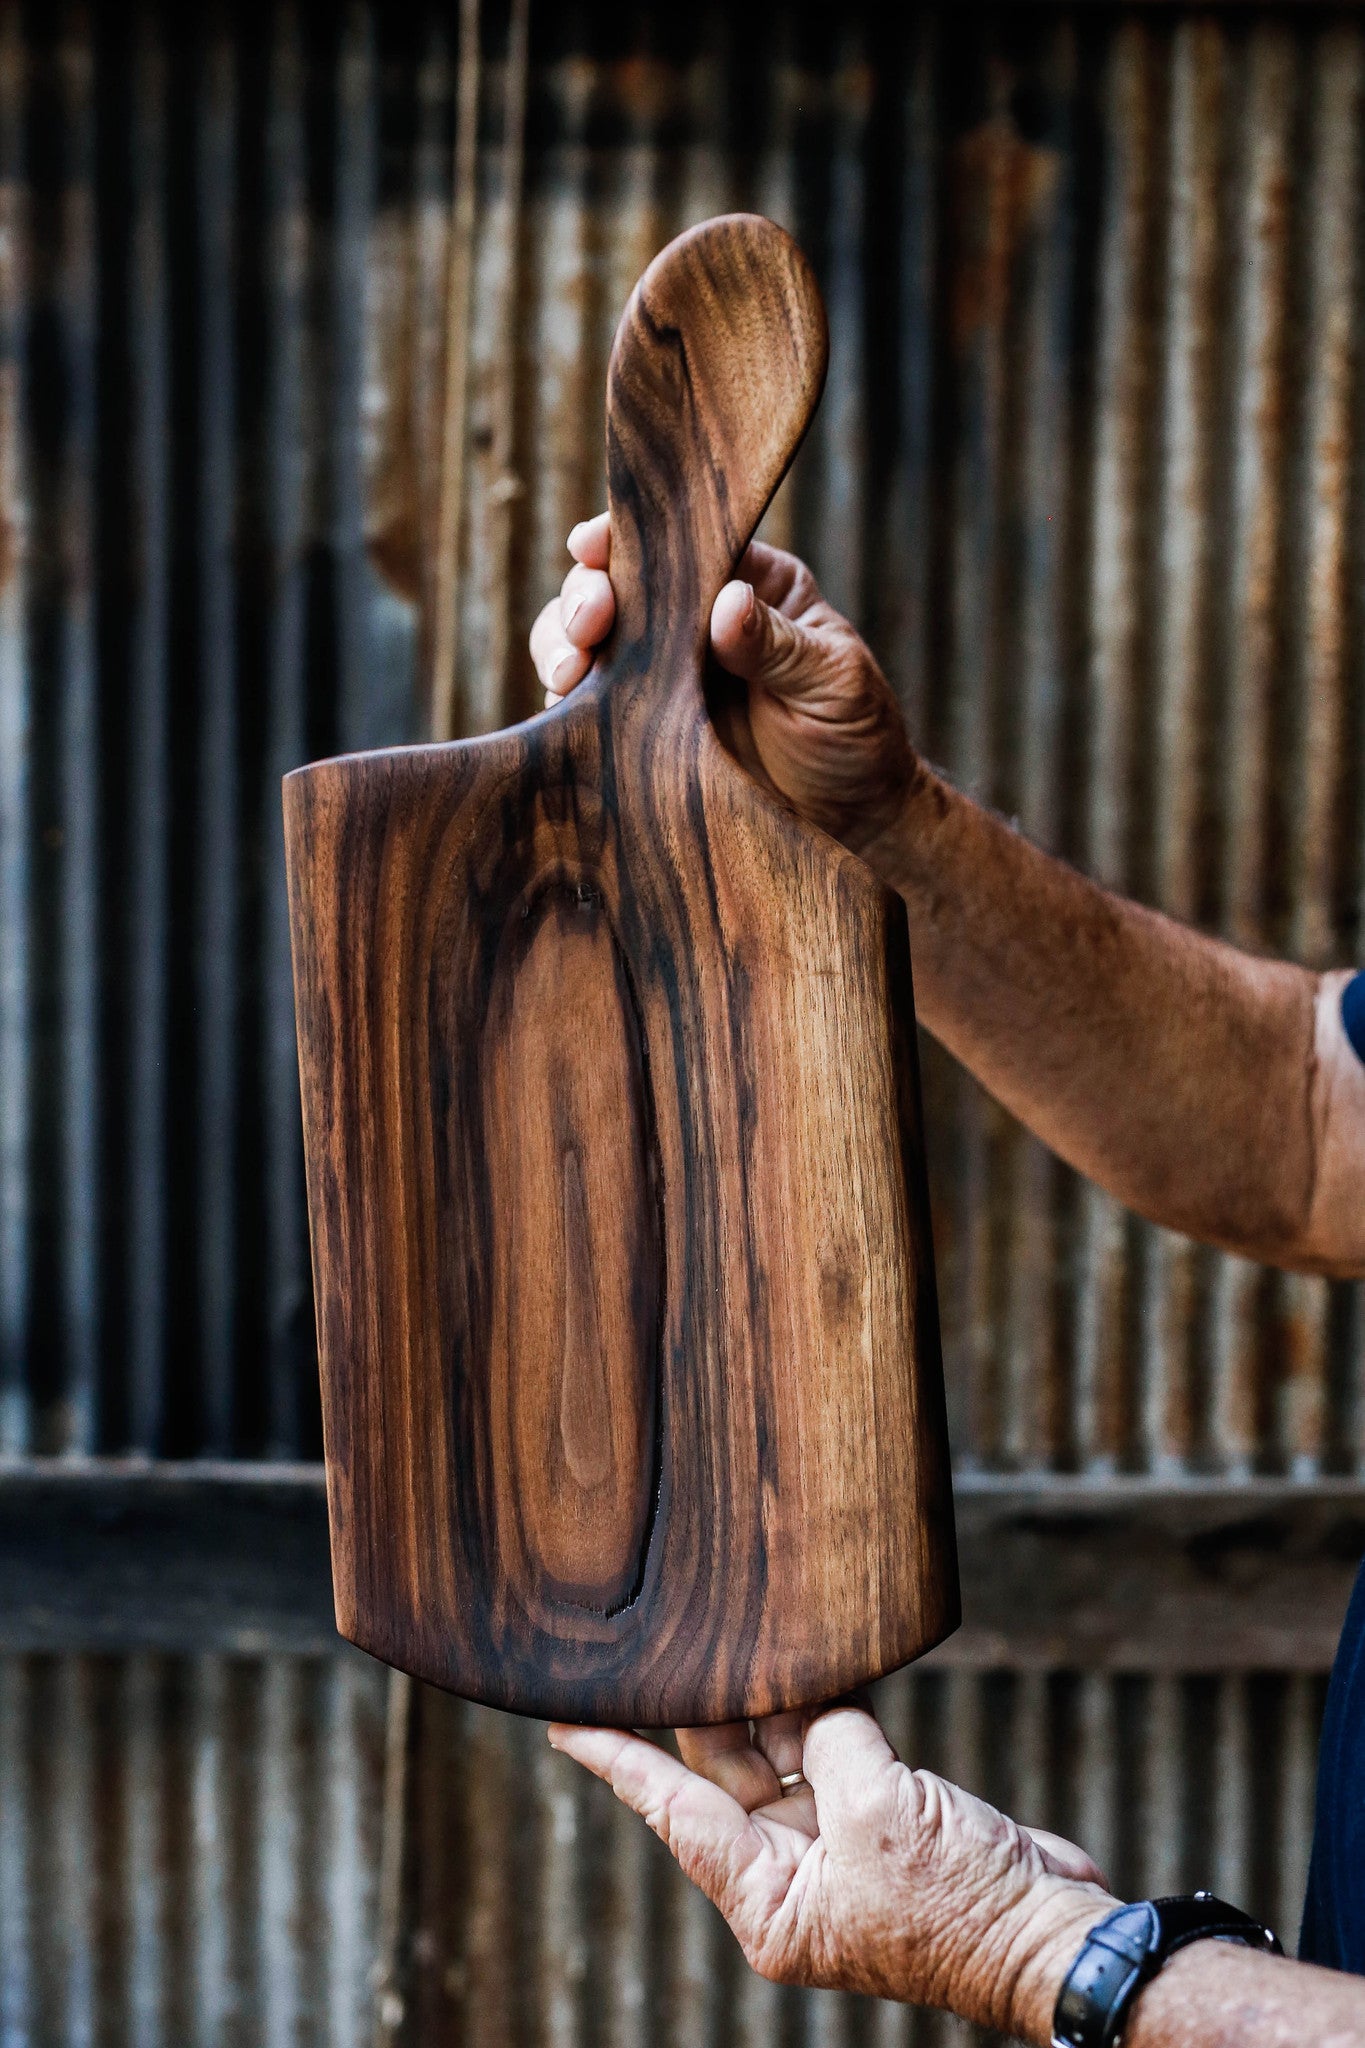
left=0, top=1650, right=386, bottom=2046
left=0, top=1658, right=1327, bottom=2047
left=394, top=1668, right=1325, bottom=2048
left=2, top=4, right=1362, bottom=1472
left=0, top=4, right=1362, bottom=2044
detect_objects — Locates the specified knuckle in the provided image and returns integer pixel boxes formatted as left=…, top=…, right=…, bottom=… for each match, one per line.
left=529, top=604, right=560, bottom=673
left=789, top=564, right=821, bottom=610
left=901, top=1768, right=939, bottom=1834
left=757, top=605, right=793, bottom=659
left=642, top=1778, right=685, bottom=1853
left=562, top=567, right=611, bottom=639
left=746, top=1940, right=789, bottom=1984
left=767, top=623, right=816, bottom=686
left=841, top=1777, right=896, bottom=1838
left=887, top=1772, right=927, bottom=1847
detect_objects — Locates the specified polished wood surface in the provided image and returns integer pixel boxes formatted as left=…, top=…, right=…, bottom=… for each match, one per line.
left=284, top=215, right=959, bottom=1724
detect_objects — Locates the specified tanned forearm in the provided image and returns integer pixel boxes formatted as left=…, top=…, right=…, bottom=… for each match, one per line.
left=1006, top=1901, right=1365, bottom=2048
left=866, top=765, right=1365, bottom=1278
left=1124, top=1945, right=1365, bottom=2048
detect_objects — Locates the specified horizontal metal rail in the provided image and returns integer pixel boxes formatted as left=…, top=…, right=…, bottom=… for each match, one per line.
left=1, top=1461, right=1359, bottom=1670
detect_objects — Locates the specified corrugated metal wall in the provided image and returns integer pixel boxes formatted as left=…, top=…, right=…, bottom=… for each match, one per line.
left=0, top=1654, right=1326, bottom=2039
left=396, top=1668, right=1326, bottom=2048
left=1, top=3, right=1362, bottom=2042
left=0, top=1650, right=386, bottom=2046
left=0, top=1658, right=1328, bottom=2047
left=4, top=0, right=1363, bottom=1473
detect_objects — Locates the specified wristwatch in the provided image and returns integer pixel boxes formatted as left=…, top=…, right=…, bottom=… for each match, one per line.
left=1051, top=1892, right=1283, bottom=2048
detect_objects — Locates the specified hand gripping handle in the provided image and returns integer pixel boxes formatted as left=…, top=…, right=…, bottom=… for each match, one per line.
left=601, top=214, right=828, bottom=685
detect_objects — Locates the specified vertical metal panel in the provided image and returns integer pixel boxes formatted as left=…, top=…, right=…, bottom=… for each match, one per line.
left=50, top=12, right=99, bottom=1458
left=256, top=4, right=316, bottom=1461
left=998, top=20, right=1075, bottom=1473
left=1073, top=18, right=1155, bottom=1480
left=122, top=16, right=172, bottom=1454
left=0, top=1660, right=1324, bottom=2042
left=0, top=1652, right=387, bottom=2048
left=0, top=2, right=29, bottom=1456
left=196, top=25, right=240, bottom=1455
left=1139, top=16, right=1222, bottom=1478
left=387, top=1670, right=1323, bottom=2047
left=0, top=5, right=1362, bottom=2044
left=1, top=0, right=1358, bottom=1479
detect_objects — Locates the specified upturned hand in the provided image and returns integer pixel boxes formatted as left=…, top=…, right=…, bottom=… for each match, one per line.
left=549, top=1703, right=1114, bottom=2039
left=528, top=514, right=921, bottom=865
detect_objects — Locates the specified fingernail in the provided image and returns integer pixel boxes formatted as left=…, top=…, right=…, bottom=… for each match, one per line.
left=550, top=647, right=577, bottom=690
left=740, top=583, right=758, bottom=633
left=562, top=593, right=584, bottom=633
left=567, top=521, right=588, bottom=553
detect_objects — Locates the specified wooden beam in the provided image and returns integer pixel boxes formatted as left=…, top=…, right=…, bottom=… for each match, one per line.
left=0, top=1461, right=336, bottom=1655
left=1, top=1463, right=1361, bottom=1671
left=938, top=1475, right=1365, bottom=1674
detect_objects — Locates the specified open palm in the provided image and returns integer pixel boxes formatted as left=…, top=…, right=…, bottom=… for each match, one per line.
left=549, top=1702, right=1110, bottom=2025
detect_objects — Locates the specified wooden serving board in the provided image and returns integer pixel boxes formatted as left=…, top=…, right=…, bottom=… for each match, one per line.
left=284, top=215, right=958, bottom=1726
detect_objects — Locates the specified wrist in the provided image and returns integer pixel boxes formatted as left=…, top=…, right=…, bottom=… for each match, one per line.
left=990, top=1880, right=1119, bottom=2046
left=857, top=756, right=954, bottom=902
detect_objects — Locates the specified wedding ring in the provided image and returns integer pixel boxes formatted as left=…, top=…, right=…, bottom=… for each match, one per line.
left=777, top=1769, right=807, bottom=1793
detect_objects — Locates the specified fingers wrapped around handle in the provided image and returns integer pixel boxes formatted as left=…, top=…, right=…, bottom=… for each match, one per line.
left=603, top=214, right=828, bottom=675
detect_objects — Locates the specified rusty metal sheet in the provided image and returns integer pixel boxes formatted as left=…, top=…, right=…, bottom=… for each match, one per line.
left=0, top=4, right=1360, bottom=2043
left=0, top=0, right=1359, bottom=1480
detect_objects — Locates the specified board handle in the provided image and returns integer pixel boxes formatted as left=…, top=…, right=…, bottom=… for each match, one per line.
left=602, top=214, right=828, bottom=679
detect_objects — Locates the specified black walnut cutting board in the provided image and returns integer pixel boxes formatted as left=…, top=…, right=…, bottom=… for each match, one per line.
left=284, top=214, right=959, bottom=1725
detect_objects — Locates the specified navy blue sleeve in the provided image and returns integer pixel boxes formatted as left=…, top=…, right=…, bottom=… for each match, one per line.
left=1301, top=983, right=1358, bottom=1957
left=1345, top=972, right=1365, bottom=1064
left=1302, top=1559, right=1365, bottom=1970
left=1302, top=976, right=1365, bottom=1966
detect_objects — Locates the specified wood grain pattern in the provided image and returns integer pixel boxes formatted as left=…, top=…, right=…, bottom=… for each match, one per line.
left=284, top=215, right=959, bottom=1725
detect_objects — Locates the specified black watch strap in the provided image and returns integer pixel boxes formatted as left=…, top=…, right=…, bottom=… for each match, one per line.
left=1051, top=1892, right=1282, bottom=2048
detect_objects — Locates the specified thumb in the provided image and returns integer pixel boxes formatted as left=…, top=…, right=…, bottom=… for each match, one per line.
left=710, top=579, right=833, bottom=700
left=799, top=1705, right=903, bottom=1847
